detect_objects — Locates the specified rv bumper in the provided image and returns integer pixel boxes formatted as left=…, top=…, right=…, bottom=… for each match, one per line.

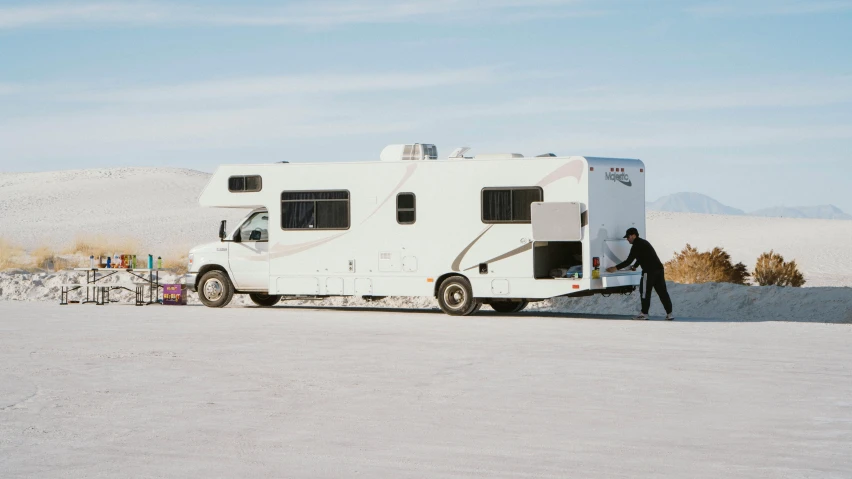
left=595, top=273, right=642, bottom=289
left=183, top=273, right=199, bottom=292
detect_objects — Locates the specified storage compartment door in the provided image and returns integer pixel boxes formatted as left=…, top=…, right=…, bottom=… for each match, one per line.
left=531, top=202, right=582, bottom=241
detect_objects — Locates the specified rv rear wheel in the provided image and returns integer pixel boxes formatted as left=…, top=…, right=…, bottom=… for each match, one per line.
left=249, top=293, right=281, bottom=307
left=490, top=300, right=529, bottom=313
left=437, top=276, right=479, bottom=316
left=198, top=270, right=234, bottom=308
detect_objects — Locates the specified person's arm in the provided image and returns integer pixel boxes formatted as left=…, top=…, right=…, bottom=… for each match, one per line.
left=608, top=244, right=636, bottom=272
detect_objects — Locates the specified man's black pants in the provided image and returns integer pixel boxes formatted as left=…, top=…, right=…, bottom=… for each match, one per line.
left=639, top=269, right=673, bottom=315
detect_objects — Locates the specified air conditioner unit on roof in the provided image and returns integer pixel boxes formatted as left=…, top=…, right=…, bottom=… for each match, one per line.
left=380, top=144, right=438, bottom=161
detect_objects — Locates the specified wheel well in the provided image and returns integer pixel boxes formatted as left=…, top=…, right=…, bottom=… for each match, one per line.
left=433, top=273, right=469, bottom=297
left=196, top=264, right=230, bottom=290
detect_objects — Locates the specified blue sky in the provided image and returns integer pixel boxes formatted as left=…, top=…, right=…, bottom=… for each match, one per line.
left=0, top=0, right=850, bottom=212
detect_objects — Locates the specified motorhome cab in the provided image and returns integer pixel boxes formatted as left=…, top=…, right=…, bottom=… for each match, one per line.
left=185, top=144, right=645, bottom=315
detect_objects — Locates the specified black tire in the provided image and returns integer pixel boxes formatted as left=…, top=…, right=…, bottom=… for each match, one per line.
left=249, top=293, right=281, bottom=307
left=198, top=270, right=235, bottom=308
left=437, top=276, right=479, bottom=316
left=490, top=300, right=529, bottom=313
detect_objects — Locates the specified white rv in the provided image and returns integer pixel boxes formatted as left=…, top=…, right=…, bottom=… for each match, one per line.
left=185, top=144, right=644, bottom=315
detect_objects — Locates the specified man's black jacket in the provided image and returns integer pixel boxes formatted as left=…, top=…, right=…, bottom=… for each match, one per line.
left=616, top=237, right=664, bottom=272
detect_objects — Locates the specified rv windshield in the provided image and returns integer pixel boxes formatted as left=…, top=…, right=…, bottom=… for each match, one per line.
left=238, top=211, right=269, bottom=242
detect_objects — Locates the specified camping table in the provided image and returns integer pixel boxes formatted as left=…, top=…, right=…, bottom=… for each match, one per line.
left=60, top=268, right=164, bottom=306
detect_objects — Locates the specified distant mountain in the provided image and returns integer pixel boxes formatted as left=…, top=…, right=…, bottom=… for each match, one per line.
left=749, top=205, right=852, bottom=220
left=646, top=192, right=745, bottom=215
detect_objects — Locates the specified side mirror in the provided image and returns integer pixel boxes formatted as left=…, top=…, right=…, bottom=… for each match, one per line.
left=218, top=220, right=227, bottom=240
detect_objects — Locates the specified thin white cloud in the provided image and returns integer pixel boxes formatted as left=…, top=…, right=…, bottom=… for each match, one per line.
left=3, top=72, right=852, bottom=164
left=0, top=0, right=601, bottom=29
left=65, top=67, right=500, bottom=104
left=688, top=0, right=852, bottom=16
left=444, top=75, right=852, bottom=117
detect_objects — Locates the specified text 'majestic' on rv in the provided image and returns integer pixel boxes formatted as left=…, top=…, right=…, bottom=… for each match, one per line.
left=184, top=144, right=645, bottom=315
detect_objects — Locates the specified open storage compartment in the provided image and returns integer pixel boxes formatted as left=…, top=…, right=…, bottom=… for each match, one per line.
left=534, top=241, right=583, bottom=279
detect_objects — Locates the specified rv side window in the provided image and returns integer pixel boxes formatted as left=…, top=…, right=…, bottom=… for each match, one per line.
left=397, top=193, right=416, bottom=224
left=229, top=175, right=262, bottom=192
left=482, top=187, right=543, bottom=223
left=281, top=190, right=350, bottom=230
left=239, top=211, right=269, bottom=242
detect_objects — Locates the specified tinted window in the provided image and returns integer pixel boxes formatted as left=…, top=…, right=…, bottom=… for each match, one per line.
left=281, top=190, right=349, bottom=230
left=482, top=187, right=542, bottom=223
left=228, top=175, right=262, bottom=192
left=397, top=193, right=416, bottom=224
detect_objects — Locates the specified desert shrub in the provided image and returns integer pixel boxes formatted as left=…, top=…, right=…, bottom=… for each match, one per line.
left=752, top=250, right=805, bottom=287
left=30, top=245, right=78, bottom=271
left=0, top=238, right=26, bottom=270
left=63, top=235, right=139, bottom=258
left=161, top=254, right=189, bottom=274
left=665, top=244, right=750, bottom=285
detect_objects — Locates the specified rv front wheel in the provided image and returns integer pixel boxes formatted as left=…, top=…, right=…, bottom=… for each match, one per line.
left=437, top=276, right=479, bottom=316
left=198, top=270, right=234, bottom=308
left=249, top=293, right=281, bottom=307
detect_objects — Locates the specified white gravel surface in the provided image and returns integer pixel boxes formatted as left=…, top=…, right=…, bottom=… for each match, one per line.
left=1, top=302, right=850, bottom=478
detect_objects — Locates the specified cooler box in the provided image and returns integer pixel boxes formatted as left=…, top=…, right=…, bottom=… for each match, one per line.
left=162, top=284, right=187, bottom=305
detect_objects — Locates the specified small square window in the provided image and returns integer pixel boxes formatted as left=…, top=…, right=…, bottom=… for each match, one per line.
left=228, top=175, right=262, bottom=192
left=397, top=193, right=416, bottom=224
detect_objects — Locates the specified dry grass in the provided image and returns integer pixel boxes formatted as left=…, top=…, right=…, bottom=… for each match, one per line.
left=30, top=245, right=79, bottom=271
left=1, top=236, right=189, bottom=273
left=665, top=244, right=750, bottom=285
left=0, top=238, right=26, bottom=270
left=161, top=255, right=189, bottom=274
left=753, top=250, right=805, bottom=287
left=158, top=244, right=191, bottom=274
left=63, top=235, right=140, bottom=258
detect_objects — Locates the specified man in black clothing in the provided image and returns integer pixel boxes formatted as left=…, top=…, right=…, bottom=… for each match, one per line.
left=606, top=227, right=674, bottom=320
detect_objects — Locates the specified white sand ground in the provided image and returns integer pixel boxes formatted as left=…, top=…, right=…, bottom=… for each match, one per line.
left=2, top=168, right=851, bottom=287
left=1, top=302, right=850, bottom=478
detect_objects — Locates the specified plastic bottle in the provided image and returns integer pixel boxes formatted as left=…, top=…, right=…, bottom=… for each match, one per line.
left=157, top=256, right=163, bottom=269
left=106, top=256, right=111, bottom=268
left=148, top=254, right=153, bottom=269
left=89, top=255, right=95, bottom=269
left=114, top=253, right=120, bottom=269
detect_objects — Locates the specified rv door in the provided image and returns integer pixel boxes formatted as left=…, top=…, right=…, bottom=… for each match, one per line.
left=530, top=202, right=582, bottom=241
left=228, top=211, right=270, bottom=291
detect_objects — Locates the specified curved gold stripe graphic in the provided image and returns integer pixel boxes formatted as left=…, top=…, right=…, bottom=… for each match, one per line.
left=462, top=242, right=533, bottom=271
left=451, top=225, right=493, bottom=272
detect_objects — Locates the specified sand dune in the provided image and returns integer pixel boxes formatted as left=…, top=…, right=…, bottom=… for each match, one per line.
left=0, top=167, right=246, bottom=254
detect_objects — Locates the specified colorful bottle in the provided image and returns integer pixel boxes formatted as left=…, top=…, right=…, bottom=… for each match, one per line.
left=106, top=256, right=112, bottom=268
left=148, top=254, right=153, bottom=269
left=157, top=256, right=163, bottom=269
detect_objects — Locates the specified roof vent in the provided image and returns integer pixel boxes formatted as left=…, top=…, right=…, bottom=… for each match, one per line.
left=448, top=147, right=471, bottom=159
left=380, top=144, right=438, bottom=162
